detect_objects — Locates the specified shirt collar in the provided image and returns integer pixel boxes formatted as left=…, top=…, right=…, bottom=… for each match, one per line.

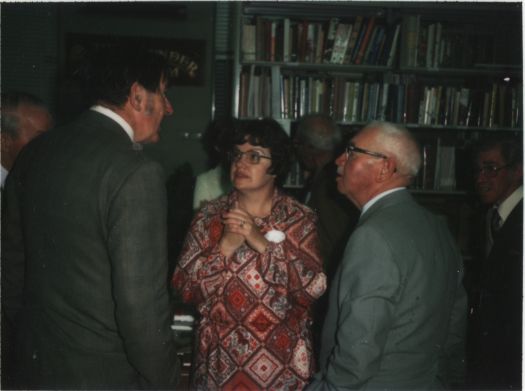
left=361, top=187, right=405, bottom=215
left=496, top=185, right=523, bottom=224
left=90, top=105, right=134, bottom=142
left=1, top=164, right=8, bottom=189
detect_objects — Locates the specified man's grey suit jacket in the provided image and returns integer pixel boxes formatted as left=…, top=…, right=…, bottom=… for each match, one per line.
left=309, top=189, right=467, bottom=390
left=2, top=110, right=180, bottom=389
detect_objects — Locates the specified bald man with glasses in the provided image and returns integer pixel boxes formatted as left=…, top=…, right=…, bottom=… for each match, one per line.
left=467, top=137, right=523, bottom=390
left=307, top=121, right=467, bottom=390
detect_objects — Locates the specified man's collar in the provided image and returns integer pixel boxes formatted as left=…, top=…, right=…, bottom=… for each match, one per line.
left=90, top=105, right=134, bottom=142
left=497, top=185, right=523, bottom=223
left=361, top=187, right=405, bottom=215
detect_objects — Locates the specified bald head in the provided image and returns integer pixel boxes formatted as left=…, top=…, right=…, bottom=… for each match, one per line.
left=363, top=121, right=422, bottom=178
left=295, top=113, right=342, bottom=172
left=1, top=91, right=53, bottom=170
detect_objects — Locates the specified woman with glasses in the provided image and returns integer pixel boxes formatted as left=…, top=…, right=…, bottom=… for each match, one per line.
left=172, top=118, right=326, bottom=390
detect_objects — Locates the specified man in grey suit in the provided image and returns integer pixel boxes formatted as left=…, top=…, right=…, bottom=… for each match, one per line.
left=307, top=121, right=467, bottom=390
left=2, top=48, right=180, bottom=389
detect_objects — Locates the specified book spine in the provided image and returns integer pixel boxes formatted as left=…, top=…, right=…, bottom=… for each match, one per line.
left=354, top=17, right=376, bottom=65
left=283, top=18, right=291, bottom=62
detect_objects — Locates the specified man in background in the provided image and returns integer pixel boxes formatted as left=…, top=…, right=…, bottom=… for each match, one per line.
left=2, top=47, right=180, bottom=389
left=0, top=91, right=53, bottom=387
left=467, top=137, right=523, bottom=389
left=1, top=91, right=53, bottom=188
left=294, top=113, right=359, bottom=280
left=293, top=113, right=359, bottom=360
left=308, top=121, right=466, bottom=390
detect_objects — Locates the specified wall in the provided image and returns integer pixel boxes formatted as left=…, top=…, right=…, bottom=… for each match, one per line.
left=1, top=2, right=219, bottom=177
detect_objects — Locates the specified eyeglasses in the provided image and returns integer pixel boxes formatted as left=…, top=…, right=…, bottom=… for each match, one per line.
left=345, top=143, right=388, bottom=160
left=229, top=149, right=272, bottom=165
left=475, top=164, right=511, bottom=178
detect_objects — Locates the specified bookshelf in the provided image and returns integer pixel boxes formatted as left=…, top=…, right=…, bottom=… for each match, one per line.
left=231, top=1, right=522, bottom=194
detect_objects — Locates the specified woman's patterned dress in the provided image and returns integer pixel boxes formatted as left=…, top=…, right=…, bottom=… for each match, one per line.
left=172, top=189, right=326, bottom=390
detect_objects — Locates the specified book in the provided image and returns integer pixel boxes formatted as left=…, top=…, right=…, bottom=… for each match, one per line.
left=481, top=90, right=490, bottom=127
left=255, top=16, right=265, bottom=61
left=330, top=23, right=352, bottom=64
left=344, top=15, right=364, bottom=64
left=314, top=23, right=325, bottom=64
left=242, top=24, right=256, bottom=61
left=238, top=68, right=249, bottom=117
left=323, top=17, right=339, bottom=63
left=433, top=22, right=442, bottom=68
left=247, top=64, right=256, bottom=117
left=270, top=20, right=277, bottom=62
left=354, top=17, right=376, bottom=65
left=274, top=19, right=284, bottom=62
left=351, top=81, right=361, bottom=122
left=437, top=145, right=456, bottom=190
left=488, top=83, right=497, bottom=127
left=305, top=22, right=316, bottom=63
left=401, top=15, right=420, bottom=67
left=271, top=66, right=281, bottom=118
left=457, top=88, right=470, bottom=126
left=386, top=24, right=401, bottom=67
left=432, top=137, right=442, bottom=190
left=283, top=18, right=291, bottom=62
left=349, top=17, right=368, bottom=64
left=378, top=81, right=389, bottom=120
left=297, top=21, right=308, bottom=62
left=425, top=23, right=435, bottom=68
left=342, top=81, right=352, bottom=121
left=363, top=25, right=382, bottom=65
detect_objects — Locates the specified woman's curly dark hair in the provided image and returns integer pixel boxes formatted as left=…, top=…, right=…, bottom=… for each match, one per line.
left=232, top=118, right=292, bottom=186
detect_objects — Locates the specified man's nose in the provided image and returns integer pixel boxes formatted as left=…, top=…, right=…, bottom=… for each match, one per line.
left=335, top=152, right=346, bottom=166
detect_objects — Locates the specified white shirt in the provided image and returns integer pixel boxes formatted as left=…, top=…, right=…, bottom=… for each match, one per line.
left=1, top=164, right=8, bottom=189
left=193, top=166, right=231, bottom=210
left=361, top=187, right=405, bottom=216
left=91, top=105, right=134, bottom=142
left=496, top=185, right=523, bottom=226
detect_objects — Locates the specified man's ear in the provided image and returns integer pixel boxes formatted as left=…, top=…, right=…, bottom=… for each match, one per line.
left=376, top=157, right=397, bottom=182
left=129, top=82, right=145, bottom=111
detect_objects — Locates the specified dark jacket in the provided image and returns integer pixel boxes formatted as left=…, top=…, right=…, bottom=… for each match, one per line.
left=469, top=199, right=523, bottom=388
left=2, top=110, right=180, bottom=389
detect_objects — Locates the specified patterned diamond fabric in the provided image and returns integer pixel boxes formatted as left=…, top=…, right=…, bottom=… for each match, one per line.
left=172, top=190, right=326, bottom=390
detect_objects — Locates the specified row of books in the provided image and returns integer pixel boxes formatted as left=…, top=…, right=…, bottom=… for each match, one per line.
left=284, top=161, right=305, bottom=188
left=241, top=16, right=400, bottom=66
left=402, top=16, right=500, bottom=69
left=411, top=140, right=457, bottom=191
left=238, top=66, right=522, bottom=129
left=411, top=83, right=522, bottom=128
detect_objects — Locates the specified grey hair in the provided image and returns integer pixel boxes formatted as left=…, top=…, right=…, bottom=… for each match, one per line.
left=363, top=121, right=422, bottom=177
left=1, top=91, right=48, bottom=138
left=296, top=113, right=342, bottom=151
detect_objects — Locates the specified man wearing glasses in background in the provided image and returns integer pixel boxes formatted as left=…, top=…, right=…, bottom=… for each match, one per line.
left=467, top=138, right=523, bottom=390
left=307, top=121, right=467, bottom=390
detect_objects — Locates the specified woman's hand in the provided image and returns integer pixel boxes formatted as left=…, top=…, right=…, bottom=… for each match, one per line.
left=219, top=228, right=244, bottom=259
left=221, top=204, right=269, bottom=254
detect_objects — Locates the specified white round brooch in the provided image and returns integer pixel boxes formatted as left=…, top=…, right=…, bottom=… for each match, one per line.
left=264, top=229, right=286, bottom=243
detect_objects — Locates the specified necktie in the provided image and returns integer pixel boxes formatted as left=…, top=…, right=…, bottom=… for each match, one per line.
left=491, top=207, right=502, bottom=236
left=486, top=206, right=501, bottom=256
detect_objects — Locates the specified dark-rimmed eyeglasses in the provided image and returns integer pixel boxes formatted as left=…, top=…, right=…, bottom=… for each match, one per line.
left=229, top=149, right=272, bottom=165
left=345, top=143, right=388, bottom=160
left=475, top=164, right=511, bottom=178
